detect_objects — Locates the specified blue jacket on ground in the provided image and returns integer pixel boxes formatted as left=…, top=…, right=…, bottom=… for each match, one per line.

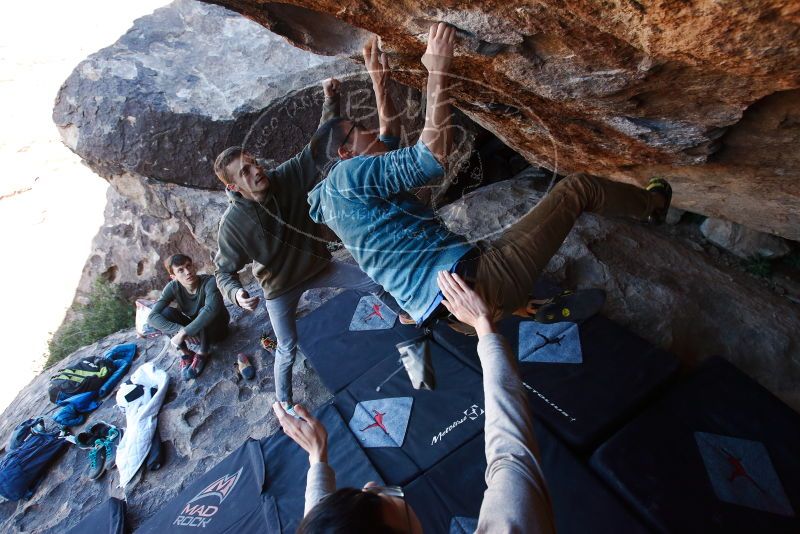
left=308, top=138, right=472, bottom=322
left=52, top=343, right=137, bottom=426
left=98, top=343, right=137, bottom=398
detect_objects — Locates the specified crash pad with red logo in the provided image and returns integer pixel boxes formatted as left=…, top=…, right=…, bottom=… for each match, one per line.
left=259, top=403, right=384, bottom=533
left=296, top=291, right=418, bottom=394
left=134, top=439, right=270, bottom=533
left=404, top=425, right=650, bottom=534
left=590, top=357, right=800, bottom=533
left=334, top=340, right=485, bottom=485
left=434, top=313, right=677, bottom=452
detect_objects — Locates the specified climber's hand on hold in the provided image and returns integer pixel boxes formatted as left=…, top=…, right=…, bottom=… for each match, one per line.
left=363, top=36, right=390, bottom=88
left=422, top=22, right=456, bottom=74
left=322, top=78, right=340, bottom=99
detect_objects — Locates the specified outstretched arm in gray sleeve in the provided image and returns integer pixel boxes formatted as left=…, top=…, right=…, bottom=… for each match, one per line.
left=436, top=270, right=555, bottom=533
left=476, top=334, right=555, bottom=533
left=270, top=402, right=335, bottom=516
left=274, top=83, right=341, bottom=191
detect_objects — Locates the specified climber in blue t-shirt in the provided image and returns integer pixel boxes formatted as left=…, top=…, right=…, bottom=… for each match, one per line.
left=308, top=23, right=671, bottom=329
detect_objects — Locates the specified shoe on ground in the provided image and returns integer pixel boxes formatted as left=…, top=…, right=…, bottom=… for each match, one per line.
left=189, top=354, right=207, bottom=379
left=103, top=427, right=122, bottom=471
left=280, top=401, right=303, bottom=420
left=77, top=421, right=112, bottom=449
left=76, top=431, right=97, bottom=449
left=535, top=289, right=606, bottom=324
left=237, top=353, right=255, bottom=380
left=88, top=440, right=106, bottom=480
left=87, top=425, right=122, bottom=479
left=179, top=355, right=194, bottom=381
left=646, top=177, right=672, bottom=225
left=88, top=421, right=111, bottom=438
left=260, top=334, right=277, bottom=352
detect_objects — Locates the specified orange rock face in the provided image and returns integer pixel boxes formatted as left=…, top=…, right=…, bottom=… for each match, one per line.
left=211, top=0, right=800, bottom=240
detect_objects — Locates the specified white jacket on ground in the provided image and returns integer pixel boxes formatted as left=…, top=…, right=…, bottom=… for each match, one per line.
left=115, top=362, right=169, bottom=489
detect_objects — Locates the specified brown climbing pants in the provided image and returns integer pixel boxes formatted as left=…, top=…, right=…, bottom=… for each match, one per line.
left=472, top=173, right=657, bottom=313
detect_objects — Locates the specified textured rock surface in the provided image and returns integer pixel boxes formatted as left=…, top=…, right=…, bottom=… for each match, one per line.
left=210, top=0, right=800, bottom=241
left=440, top=175, right=800, bottom=412
left=75, top=172, right=226, bottom=300
left=52, top=0, right=482, bottom=193
left=700, top=217, right=793, bottom=259
left=52, top=0, right=357, bottom=190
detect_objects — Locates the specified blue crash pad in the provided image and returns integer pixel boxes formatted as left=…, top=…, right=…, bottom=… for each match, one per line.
left=591, top=357, right=800, bottom=533
left=334, top=340, right=485, bottom=485
left=430, top=277, right=562, bottom=371
left=405, top=423, right=650, bottom=533
left=296, top=291, right=418, bottom=394
left=135, top=439, right=269, bottom=533
left=65, top=497, right=127, bottom=534
left=435, top=313, right=677, bottom=452
left=260, top=403, right=384, bottom=533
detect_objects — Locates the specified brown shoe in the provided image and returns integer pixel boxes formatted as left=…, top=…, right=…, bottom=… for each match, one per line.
left=237, top=353, right=255, bottom=380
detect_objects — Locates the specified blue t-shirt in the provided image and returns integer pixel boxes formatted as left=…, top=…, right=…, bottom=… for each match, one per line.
left=308, top=137, right=472, bottom=322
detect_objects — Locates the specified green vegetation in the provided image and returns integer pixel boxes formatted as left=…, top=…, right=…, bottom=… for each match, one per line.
left=783, top=250, right=800, bottom=270
left=742, top=255, right=773, bottom=279
left=45, top=279, right=133, bottom=368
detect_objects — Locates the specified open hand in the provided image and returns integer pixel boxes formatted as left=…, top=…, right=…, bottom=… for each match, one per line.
left=235, top=288, right=260, bottom=311
left=322, top=78, right=340, bottom=99
left=438, top=271, right=495, bottom=336
left=272, top=403, right=329, bottom=463
left=363, top=36, right=390, bottom=88
left=421, top=22, right=456, bottom=74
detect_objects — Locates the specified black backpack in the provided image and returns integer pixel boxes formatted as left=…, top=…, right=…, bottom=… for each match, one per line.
left=48, top=357, right=113, bottom=403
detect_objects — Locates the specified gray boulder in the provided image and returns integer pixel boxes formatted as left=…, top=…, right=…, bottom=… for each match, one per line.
left=75, top=172, right=227, bottom=301
left=52, top=0, right=358, bottom=190
left=700, top=217, right=792, bottom=260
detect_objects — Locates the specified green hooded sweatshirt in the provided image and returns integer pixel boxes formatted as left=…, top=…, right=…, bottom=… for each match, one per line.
left=214, top=96, right=338, bottom=303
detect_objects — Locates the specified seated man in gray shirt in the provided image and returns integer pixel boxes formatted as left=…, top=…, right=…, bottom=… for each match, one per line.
left=148, top=253, right=230, bottom=380
left=272, top=270, right=555, bottom=533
